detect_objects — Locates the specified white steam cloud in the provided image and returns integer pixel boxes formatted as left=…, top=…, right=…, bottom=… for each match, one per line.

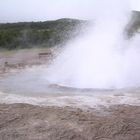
left=46, top=0, right=140, bottom=89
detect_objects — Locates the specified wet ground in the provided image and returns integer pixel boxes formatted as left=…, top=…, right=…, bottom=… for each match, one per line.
left=0, top=65, right=140, bottom=108
left=0, top=49, right=140, bottom=140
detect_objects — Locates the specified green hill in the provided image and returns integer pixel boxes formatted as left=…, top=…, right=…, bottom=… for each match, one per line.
left=126, top=11, right=140, bottom=37
left=0, top=19, right=87, bottom=50
left=0, top=11, right=140, bottom=50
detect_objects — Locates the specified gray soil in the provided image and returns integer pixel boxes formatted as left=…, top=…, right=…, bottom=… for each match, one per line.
left=0, top=103, right=140, bottom=140
left=0, top=49, right=140, bottom=140
left=0, top=48, right=53, bottom=74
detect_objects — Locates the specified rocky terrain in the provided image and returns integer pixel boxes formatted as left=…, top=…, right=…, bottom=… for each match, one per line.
left=0, top=103, right=140, bottom=140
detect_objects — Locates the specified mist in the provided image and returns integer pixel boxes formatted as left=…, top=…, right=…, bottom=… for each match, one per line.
left=45, top=0, right=140, bottom=89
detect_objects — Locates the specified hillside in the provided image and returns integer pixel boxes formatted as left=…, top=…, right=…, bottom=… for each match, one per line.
left=127, top=11, right=140, bottom=37
left=0, top=19, right=87, bottom=50
left=0, top=11, right=140, bottom=50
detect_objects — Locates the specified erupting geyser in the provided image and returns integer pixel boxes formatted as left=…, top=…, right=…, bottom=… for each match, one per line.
left=46, top=0, right=140, bottom=89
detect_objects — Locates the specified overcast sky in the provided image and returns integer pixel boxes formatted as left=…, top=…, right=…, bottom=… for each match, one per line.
left=0, top=0, right=140, bottom=23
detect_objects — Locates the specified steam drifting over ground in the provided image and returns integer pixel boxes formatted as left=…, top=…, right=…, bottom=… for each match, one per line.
left=46, top=0, right=140, bottom=89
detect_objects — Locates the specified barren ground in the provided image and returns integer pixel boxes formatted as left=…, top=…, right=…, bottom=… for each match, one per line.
left=0, top=48, right=53, bottom=74
left=0, top=49, right=140, bottom=140
left=0, top=104, right=140, bottom=140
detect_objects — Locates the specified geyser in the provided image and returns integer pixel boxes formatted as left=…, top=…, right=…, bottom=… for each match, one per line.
left=46, top=0, right=140, bottom=89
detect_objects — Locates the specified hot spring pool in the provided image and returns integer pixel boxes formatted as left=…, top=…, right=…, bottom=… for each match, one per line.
left=0, top=66, right=140, bottom=108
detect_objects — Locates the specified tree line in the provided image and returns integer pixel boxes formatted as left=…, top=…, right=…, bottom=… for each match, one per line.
left=0, top=19, right=86, bottom=50
left=0, top=11, right=140, bottom=50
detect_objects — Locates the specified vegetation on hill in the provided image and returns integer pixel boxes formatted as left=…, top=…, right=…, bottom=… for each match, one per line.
left=0, top=19, right=86, bottom=50
left=126, top=11, right=140, bottom=37
left=0, top=11, right=140, bottom=50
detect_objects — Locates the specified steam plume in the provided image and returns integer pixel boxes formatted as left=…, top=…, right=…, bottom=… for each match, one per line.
left=46, top=0, right=140, bottom=89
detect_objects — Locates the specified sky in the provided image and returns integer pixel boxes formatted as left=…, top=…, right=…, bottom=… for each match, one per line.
left=0, top=0, right=140, bottom=23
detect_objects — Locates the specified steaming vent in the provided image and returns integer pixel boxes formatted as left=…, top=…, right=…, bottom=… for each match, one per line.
left=45, top=0, right=140, bottom=89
